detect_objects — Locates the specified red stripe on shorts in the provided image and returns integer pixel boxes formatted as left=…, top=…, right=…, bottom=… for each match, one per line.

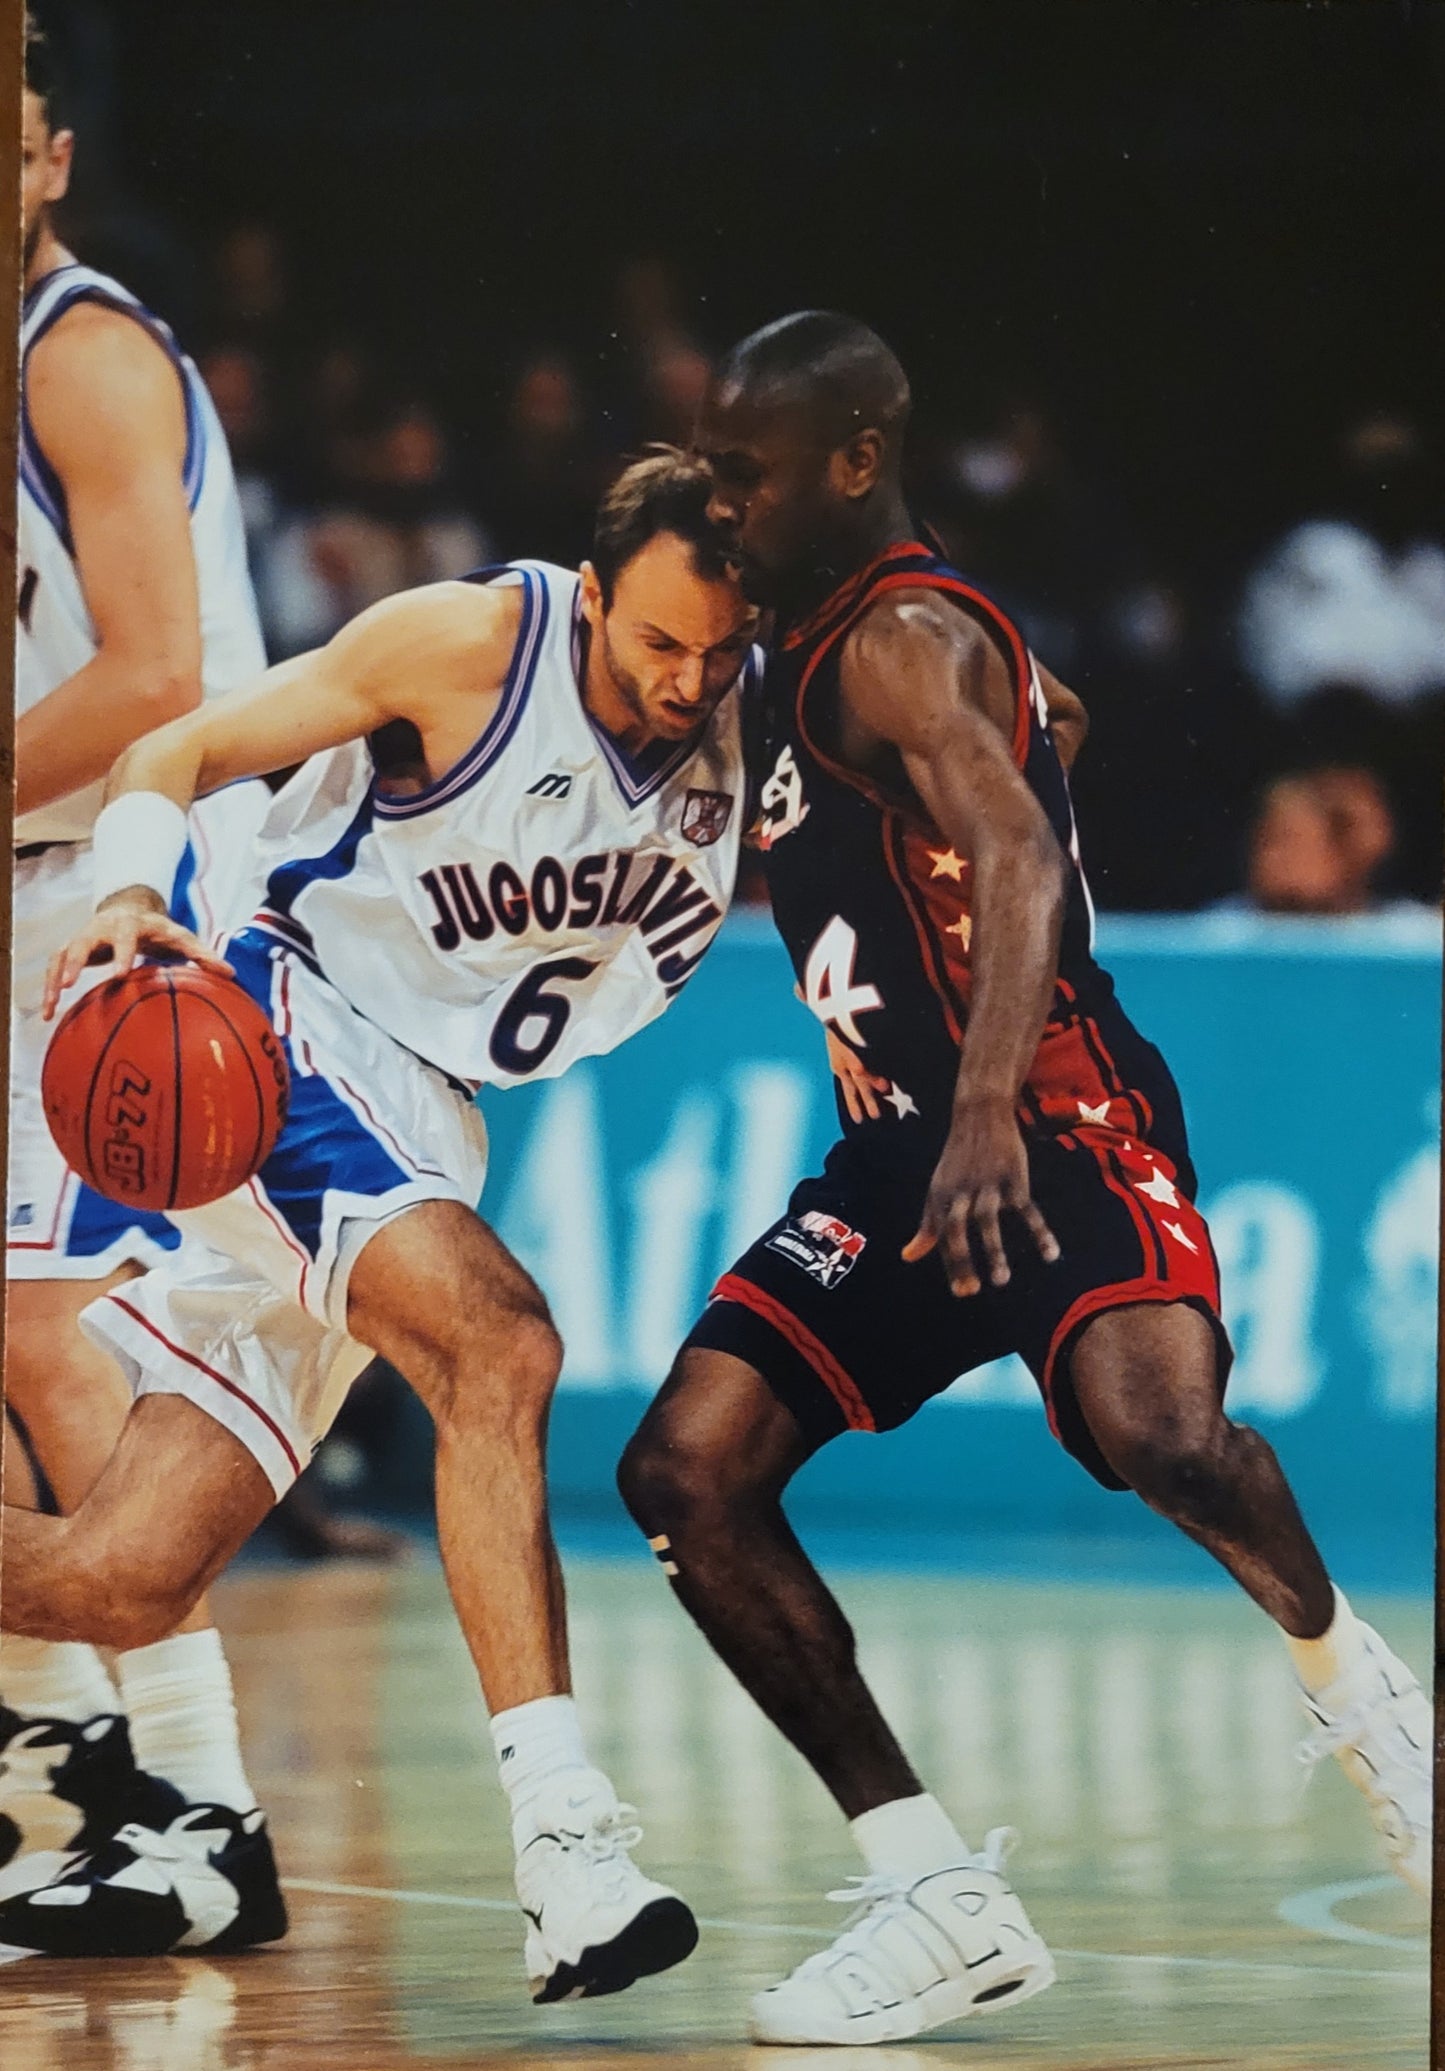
left=107, top=1293, right=303, bottom=1477
left=711, top=1272, right=877, bottom=1433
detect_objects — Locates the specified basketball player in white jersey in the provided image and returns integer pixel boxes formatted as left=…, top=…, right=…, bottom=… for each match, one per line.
left=2, top=21, right=282, bottom=1952
left=11, top=450, right=758, bottom=1998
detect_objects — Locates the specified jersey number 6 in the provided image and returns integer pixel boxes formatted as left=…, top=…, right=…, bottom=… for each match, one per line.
left=489, top=956, right=599, bottom=1076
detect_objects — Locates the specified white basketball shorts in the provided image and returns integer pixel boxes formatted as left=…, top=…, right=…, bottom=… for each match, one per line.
left=80, top=929, right=491, bottom=1496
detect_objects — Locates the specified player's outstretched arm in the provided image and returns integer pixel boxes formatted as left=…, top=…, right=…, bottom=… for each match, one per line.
left=42, top=584, right=519, bottom=1016
left=838, top=592, right=1067, bottom=1296
left=17, top=304, right=202, bottom=817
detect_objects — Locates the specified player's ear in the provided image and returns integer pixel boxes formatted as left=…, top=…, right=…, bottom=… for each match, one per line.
left=578, top=560, right=605, bottom=629
left=832, top=429, right=886, bottom=502
left=48, top=128, right=74, bottom=204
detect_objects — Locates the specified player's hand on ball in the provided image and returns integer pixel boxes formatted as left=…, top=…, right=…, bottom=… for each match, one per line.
left=824, top=1026, right=890, bottom=1124
left=902, top=1095, right=1060, bottom=1296
left=43, top=892, right=234, bottom=1021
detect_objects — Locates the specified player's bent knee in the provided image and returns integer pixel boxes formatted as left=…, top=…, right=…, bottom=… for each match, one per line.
left=490, top=1303, right=564, bottom=1407
left=417, top=1299, right=563, bottom=1431
left=616, top=1422, right=718, bottom=1534
left=44, top=1527, right=204, bottom=1652
left=1106, top=1415, right=1234, bottom=1517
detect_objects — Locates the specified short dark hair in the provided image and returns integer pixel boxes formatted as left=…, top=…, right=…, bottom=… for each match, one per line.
left=716, top=311, right=911, bottom=452
left=25, top=12, right=66, bottom=129
left=591, top=447, right=733, bottom=607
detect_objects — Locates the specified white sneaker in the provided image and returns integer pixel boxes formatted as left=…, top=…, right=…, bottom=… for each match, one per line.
left=1298, top=1621, right=1432, bottom=1897
left=514, top=1767, right=697, bottom=2002
left=749, top=1828, right=1055, bottom=2046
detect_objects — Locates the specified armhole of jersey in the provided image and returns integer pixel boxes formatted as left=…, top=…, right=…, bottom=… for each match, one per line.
left=849, top=568, right=1034, bottom=769
left=793, top=566, right=1034, bottom=817
left=20, top=284, right=204, bottom=545
left=370, top=566, right=547, bottom=820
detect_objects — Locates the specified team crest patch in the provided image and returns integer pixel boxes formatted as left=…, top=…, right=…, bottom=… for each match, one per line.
left=681, top=789, right=733, bottom=847
left=765, top=1209, right=867, bottom=1288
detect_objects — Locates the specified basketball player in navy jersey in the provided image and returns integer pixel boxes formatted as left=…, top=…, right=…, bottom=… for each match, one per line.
left=2, top=19, right=282, bottom=1953
left=618, top=313, right=1431, bottom=2046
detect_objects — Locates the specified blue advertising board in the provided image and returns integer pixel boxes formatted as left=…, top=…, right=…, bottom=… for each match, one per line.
left=476, top=911, right=1439, bottom=1589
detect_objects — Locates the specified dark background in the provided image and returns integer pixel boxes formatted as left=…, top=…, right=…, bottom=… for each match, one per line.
left=30, top=0, right=1445, bottom=908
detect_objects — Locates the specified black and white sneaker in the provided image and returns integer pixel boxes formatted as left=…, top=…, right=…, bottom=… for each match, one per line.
left=515, top=1767, right=698, bottom=2002
left=0, top=1705, right=140, bottom=1901
left=0, top=1770, right=288, bottom=1957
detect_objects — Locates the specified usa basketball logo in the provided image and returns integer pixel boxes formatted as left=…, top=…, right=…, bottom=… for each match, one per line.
left=766, top=1210, right=868, bottom=1288
left=681, top=789, right=733, bottom=847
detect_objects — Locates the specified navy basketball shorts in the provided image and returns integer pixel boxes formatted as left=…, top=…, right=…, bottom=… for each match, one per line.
left=685, top=1121, right=1233, bottom=1491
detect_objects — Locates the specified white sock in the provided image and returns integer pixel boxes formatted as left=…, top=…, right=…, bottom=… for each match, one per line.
left=0, top=1636, right=118, bottom=1725
left=850, top=1792, right=971, bottom=1879
left=115, top=1629, right=257, bottom=1813
left=490, top=1694, right=590, bottom=1843
left=1284, top=1585, right=1369, bottom=1699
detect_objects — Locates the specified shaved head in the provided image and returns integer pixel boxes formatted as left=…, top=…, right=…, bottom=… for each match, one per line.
left=698, top=312, right=915, bottom=610
left=714, top=312, right=911, bottom=458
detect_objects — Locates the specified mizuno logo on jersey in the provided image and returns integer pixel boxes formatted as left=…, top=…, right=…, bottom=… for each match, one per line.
left=417, top=848, right=722, bottom=993
left=527, top=772, right=573, bottom=800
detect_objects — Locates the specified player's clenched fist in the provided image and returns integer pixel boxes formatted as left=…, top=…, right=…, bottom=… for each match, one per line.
left=902, top=1094, right=1061, bottom=1297
left=43, top=891, right=233, bottom=1020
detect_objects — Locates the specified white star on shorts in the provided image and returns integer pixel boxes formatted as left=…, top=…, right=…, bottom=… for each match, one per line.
left=1136, top=1167, right=1181, bottom=1207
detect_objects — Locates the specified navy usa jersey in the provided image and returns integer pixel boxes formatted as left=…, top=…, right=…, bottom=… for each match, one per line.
left=750, top=540, right=1190, bottom=1174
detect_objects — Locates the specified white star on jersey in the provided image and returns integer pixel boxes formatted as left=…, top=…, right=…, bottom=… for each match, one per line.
left=928, top=848, right=965, bottom=880
left=1136, top=1166, right=1181, bottom=1207
left=1077, top=1098, right=1111, bottom=1125
left=883, top=1083, right=919, bottom=1120
left=1163, top=1219, right=1199, bottom=1254
left=945, top=914, right=972, bottom=950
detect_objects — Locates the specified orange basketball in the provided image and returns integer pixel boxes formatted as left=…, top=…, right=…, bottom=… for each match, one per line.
left=42, top=963, right=290, bottom=1213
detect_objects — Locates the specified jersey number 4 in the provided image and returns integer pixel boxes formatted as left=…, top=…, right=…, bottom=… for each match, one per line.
left=802, top=916, right=882, bottom=1046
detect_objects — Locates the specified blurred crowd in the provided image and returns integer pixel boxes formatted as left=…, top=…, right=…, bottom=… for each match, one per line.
left=178, top=225, right=1445, bottom=918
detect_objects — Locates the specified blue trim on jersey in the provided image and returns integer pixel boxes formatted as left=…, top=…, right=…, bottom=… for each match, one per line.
left=264, top=790, right=376, bottom=921
left=244, top=911, right=323, bottom=972
left=18, top=422, right=70, bottom=551
left=179, top=363, right=206, bottom=512
left=586, top=708, right=693, bottom=807
left=20, top=276, right=203, bottom=548
left=170, top=840, right=199, bottom=933
left=371, top=566, right=548, bottom=821
left=66, top=1182, right=180, bottom=1261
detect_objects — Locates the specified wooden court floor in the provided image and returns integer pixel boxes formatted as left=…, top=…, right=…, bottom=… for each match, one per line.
left=0, top=1555, right=1429, bottom=2070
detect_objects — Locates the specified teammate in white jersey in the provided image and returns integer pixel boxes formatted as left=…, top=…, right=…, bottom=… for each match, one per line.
left=17, top=450, right=758, bottom=2000
left=2, top=20, right=282, bottom=1957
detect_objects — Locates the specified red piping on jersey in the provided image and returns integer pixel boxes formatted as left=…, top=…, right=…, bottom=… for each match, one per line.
left=711, top=1272, right=876, bottom=1432
left=781, top=541, right=930, bottom=650
left=107, top=1293, right=304, bottom=1478
left=791, top=567, right=1034, bottom=830
left=881, top=813, right=966, bottom=1048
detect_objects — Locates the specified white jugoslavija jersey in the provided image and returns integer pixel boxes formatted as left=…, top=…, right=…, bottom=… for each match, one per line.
left=247, top=560, right=753, bottom=1089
